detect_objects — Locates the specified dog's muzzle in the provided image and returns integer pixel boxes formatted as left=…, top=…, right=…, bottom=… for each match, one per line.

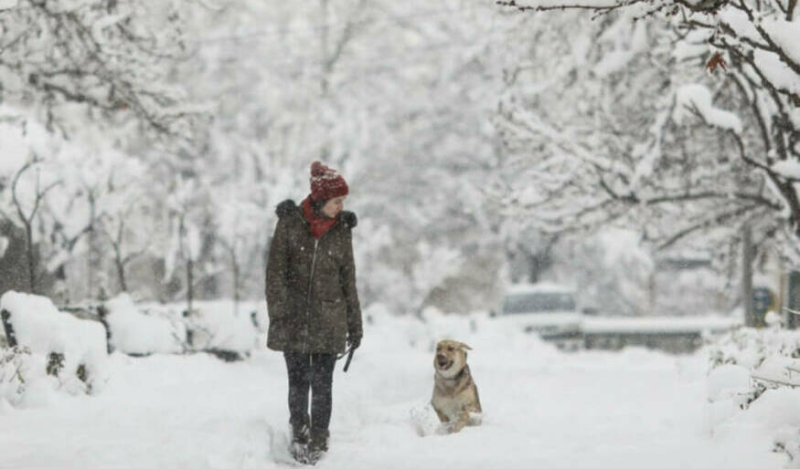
left=436, top=354, right=451, bottom=369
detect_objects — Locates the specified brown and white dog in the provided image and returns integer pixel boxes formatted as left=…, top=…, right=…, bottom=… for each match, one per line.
left=431, top=340, right=482, bottom=433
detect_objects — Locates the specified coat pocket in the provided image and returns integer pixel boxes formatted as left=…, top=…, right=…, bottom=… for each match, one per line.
left=267, top=315, right=288, bottom=350
left=320, top=299, right=347, bottom=346
left=321, top=299, right=346, bottom=318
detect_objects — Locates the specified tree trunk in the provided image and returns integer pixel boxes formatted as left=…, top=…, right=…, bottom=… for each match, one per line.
left=743, top=224, right=755, bottom=327
left=114, top=250, right=128, bottom=293
left=88, top=224, right=101, bottom=298
left=787, top=272, right=800, bottom=329
left=187, top=258, right=194, bottom=316
left=232, top=252, right=240, bottom=316
left=110, top=221, right=129, bottom=293
left=24, top=221, right=35, bottom=294
left=320, top=0, right=330, bottom=96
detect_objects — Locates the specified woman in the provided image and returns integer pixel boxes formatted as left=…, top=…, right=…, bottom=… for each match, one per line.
left=266, top=161, right=363, bottom=465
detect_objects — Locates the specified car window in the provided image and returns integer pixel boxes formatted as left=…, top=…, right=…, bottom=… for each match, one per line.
left=503, top=292, right=576, bottom=314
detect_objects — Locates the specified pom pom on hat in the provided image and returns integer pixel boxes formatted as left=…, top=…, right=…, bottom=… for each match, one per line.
left=309, top=161, right=349, bottom=201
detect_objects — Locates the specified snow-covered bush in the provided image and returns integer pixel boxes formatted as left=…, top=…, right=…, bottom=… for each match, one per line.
left=104, top=294, right=186, bottom=355
left=706, top=327, right=800, bottom=466
left=706, top=326, right=800, bottom=408
left=0, top=346, right=32, bottom=406
left=193, top=301, right=267, bottom=353
left=141, top=300, right=268, bottom=360
left=0, top=346, right=65, bottom=408
left=709, top=327, right=800, bottom=371
left=0, top=291, right=108, bottom=402
left=104, top=296, right=266, bottom=359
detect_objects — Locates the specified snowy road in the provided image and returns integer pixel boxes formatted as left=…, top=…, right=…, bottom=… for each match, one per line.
left=0, top=314, right=785, bottom=469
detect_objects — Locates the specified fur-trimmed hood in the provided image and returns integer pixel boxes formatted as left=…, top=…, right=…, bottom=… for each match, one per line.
left=275, top=199, right=357, bottom=229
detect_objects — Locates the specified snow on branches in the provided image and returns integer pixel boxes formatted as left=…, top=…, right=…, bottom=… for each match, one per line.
left=495, top=0, right=800, bottom=266
left=674, top=84, right=743, bottom=133
left=0, top=0, right=202, bottom=139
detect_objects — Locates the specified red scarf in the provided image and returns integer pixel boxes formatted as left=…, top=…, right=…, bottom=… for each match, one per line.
left=302, top=197, right=337, bottom=239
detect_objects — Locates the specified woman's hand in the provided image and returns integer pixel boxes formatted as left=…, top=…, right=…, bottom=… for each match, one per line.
left=347, top=334, right=361, bottom=351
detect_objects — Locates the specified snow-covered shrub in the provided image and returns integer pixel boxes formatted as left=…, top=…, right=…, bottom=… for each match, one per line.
left=708, top=364, right=752, bottom=404
left=709, top=327, right=800, bottom=371
left=706, top=327, right=800, bottom=467
left=105, top=297, right=265, bottom=359
left=104, top=294, right=186, bottom=355
left=0, top=291, right=107, bottom=396
left=0, top=344, right=90, bottom=408
left=137, top=300, right=267, bottom=360
left=182, top=300, right=266, bottom=356
left=706, top=327, right=800, bottom=407
left=0, top=346, right=32, bottom=406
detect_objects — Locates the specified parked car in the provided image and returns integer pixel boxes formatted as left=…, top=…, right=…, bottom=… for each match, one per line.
left=496, top=282, right=583, bottom=349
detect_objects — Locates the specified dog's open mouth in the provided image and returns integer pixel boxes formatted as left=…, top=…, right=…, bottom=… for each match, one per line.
left=436, top=357, right=453, bottom=370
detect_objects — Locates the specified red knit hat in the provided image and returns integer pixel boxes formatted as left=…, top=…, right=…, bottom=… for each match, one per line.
left=309, top=161, right=349, bottom=201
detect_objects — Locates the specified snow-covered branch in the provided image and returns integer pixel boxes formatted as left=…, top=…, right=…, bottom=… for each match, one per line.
left=0, top=0, right=202, bottom=138
left=495, top=0, right=800, bottom=264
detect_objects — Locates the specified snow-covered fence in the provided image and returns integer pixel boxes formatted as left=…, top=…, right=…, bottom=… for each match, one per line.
left=0, top=291, right=108, bottom=401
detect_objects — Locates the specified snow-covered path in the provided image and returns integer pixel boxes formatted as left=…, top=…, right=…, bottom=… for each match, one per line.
left=0, top=315, right=785, bottom=469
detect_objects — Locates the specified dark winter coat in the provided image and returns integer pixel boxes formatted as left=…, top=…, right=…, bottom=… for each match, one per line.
left=265, top=199, right=362, bottom=354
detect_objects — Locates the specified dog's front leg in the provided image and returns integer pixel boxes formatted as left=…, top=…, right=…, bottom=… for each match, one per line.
left=449, top=412, right=469, bottom=433
left=434, top=407, right=450, bottom=424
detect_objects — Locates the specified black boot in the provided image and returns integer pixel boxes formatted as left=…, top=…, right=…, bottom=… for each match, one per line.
left=290, top=423, right=310, bottom=463
left=306, top=429, right=329, bottom=465
left=292, top=423, right=310, bottom=445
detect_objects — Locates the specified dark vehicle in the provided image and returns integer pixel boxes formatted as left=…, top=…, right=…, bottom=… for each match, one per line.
left=498, top=282, right=582, bottom=350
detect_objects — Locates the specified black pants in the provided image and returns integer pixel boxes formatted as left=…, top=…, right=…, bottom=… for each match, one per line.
left=284, top=352, right=337, bottom=437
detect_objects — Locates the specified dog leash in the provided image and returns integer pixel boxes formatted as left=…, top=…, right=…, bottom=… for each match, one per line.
left=337, top=345, right=356, bottom=372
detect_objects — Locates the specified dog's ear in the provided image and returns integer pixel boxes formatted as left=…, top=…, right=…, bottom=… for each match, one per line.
left=458, top=342, right=472, bottom=351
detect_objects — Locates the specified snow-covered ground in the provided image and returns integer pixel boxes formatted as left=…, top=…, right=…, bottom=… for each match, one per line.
left=0, top=308, right=789, bottom=469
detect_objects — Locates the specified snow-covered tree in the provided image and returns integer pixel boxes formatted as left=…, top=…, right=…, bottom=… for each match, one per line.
left=496, top=0, right=800, bottom=266
left=211, top=190, right=270, bottom=314
left=92, top=156, right=153, bottom=295
left=0, top=0, right=201, bottom=139
left=164, top=177, right=210, bottom=313
left=172, top=0, right=522, bottom=312
left=0, top=109, right=100, bottom=296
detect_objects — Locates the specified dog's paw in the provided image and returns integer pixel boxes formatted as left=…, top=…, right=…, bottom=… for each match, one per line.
left=410, top=403, right=440, bottom=437
left=468, top=412, right=483, bottom=426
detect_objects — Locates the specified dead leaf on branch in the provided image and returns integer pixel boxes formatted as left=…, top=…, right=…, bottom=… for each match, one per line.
left=706, top=52, right=727, bottom=73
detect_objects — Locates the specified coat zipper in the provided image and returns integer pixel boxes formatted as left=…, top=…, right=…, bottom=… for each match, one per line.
left=293, top=206, right=339, bottom=353
left=304, top=238, right=319, bottom=353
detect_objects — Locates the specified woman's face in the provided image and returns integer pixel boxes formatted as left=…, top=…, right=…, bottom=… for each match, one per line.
left=321, top=196, right=346, bottom=219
